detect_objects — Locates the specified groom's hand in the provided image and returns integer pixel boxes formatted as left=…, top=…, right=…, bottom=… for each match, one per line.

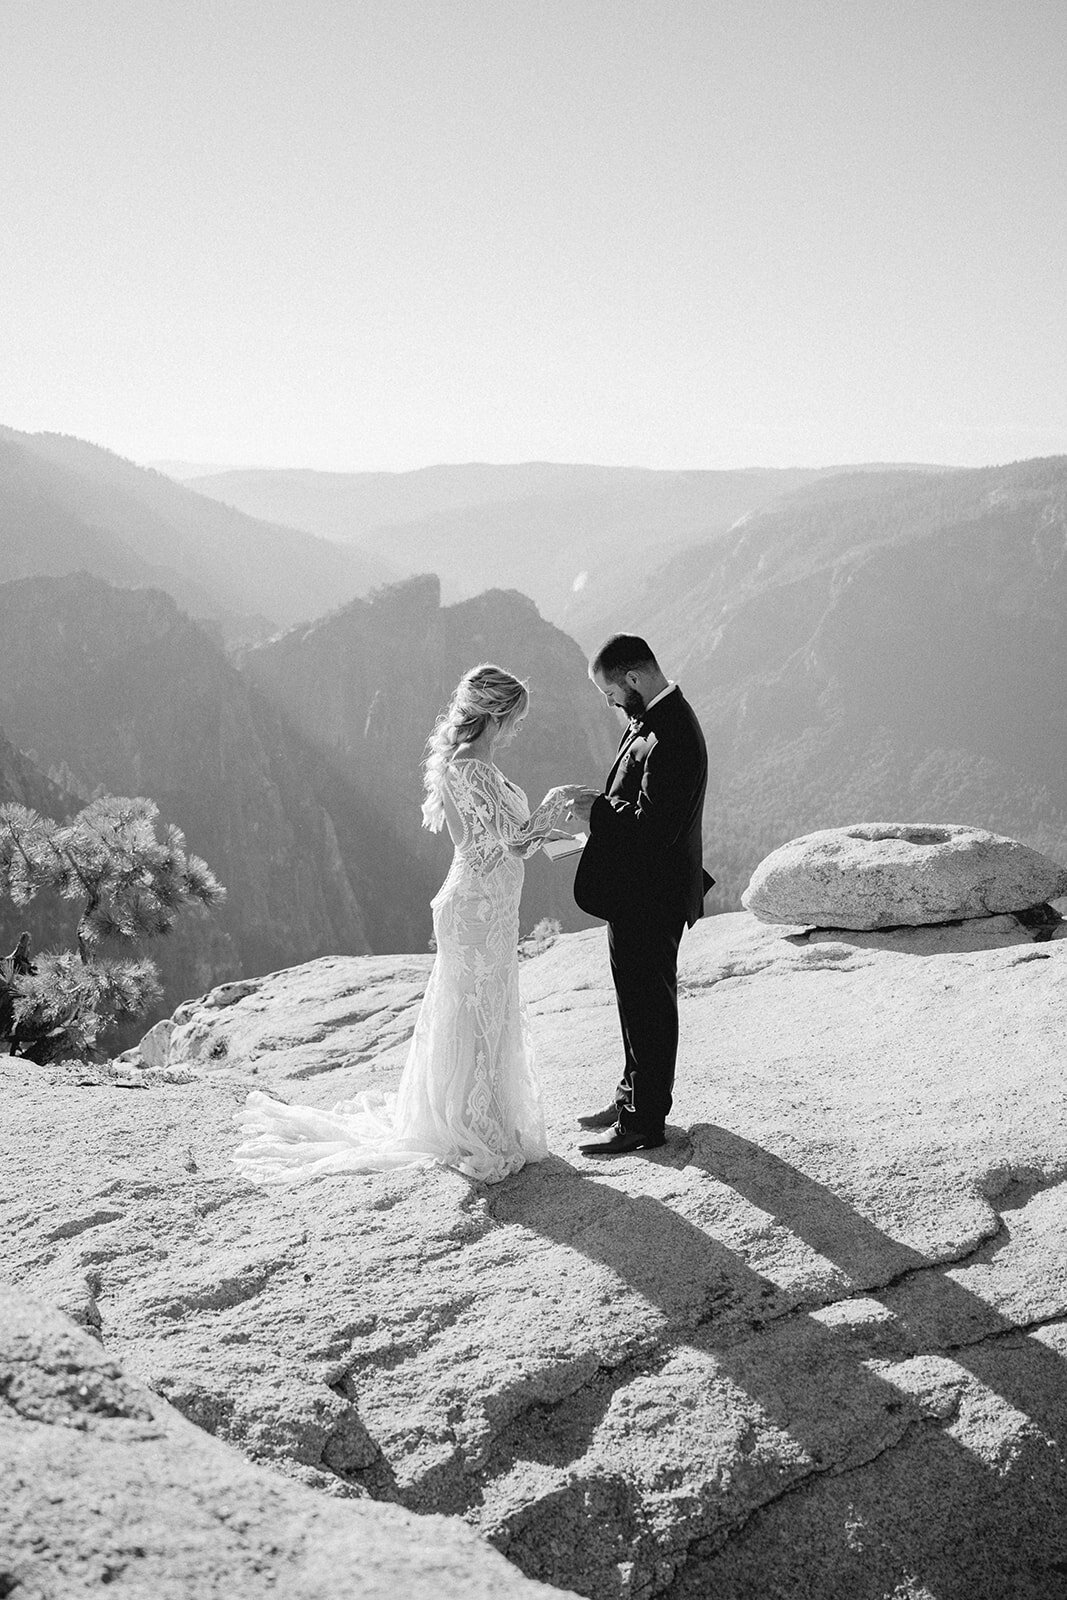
left=567, top=786, right=600, bottom=822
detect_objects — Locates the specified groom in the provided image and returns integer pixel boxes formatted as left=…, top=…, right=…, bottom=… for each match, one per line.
left=568, top=634, right=712, bottom=1155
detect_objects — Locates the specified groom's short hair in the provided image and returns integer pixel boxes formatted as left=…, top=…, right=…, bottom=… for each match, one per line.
left=592, top=634, right=659, bottom=681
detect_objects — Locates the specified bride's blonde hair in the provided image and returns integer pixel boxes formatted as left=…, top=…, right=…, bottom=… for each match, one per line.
left=421, top=663, right=529, bottom=831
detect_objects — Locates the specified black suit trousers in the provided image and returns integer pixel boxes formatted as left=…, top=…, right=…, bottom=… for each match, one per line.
left=608, top=909, right=686, bottom=1133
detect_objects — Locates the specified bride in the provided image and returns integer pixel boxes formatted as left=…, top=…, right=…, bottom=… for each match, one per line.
left=234, top=664, right=579, bottom=1185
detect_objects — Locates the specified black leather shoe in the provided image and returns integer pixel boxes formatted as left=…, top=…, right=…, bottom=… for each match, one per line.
left=576, top=1104, right=623, bottom=1130
left=579, top=1129, right=666, bottom=1156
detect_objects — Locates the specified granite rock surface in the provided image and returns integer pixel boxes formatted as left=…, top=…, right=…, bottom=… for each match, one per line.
left=4, top=910, right=1067, bottom=1599
left=742, top=823, right=1067, bottom=929
left=0, top=1291, right=572, bottom=1599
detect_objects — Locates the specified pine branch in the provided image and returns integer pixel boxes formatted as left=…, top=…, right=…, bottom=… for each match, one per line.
left=2, top=793, right=223, bottom=1061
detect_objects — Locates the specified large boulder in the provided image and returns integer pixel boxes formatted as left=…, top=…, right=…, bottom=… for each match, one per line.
left=741, top=822, right=1067, bottom=929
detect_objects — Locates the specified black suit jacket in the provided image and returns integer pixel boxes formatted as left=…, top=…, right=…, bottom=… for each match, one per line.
left=573, top=685, right=713, bottom=927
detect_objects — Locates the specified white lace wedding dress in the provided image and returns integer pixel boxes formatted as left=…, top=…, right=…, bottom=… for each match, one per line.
left=233, top=759, right=568, bottom=1185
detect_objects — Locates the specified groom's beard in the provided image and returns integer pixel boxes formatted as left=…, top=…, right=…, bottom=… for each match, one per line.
left=619, top=686, right=646, bottom=721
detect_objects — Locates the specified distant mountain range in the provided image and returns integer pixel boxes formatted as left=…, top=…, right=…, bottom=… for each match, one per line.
left=1, top=421, right=1063, bottom=1036
left=242, top=571, right=616, bottom=934
left=0, top=427, right=392, bottom=641
left=0, top=574, right=426, bottom=1035
left=0, top=569, right=614, bottom=1036
left=149, top=459, right=257, bottom=480
left=176, top=460, right=871, bottom=631
left=610, top=456, right=1067, bottom=906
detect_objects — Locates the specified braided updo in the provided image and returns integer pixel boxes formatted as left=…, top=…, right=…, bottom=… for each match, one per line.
left=421, top=663, right=529, bottom=831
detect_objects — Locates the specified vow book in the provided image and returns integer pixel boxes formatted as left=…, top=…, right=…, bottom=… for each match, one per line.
left=543, top=833, right=587, bottom=862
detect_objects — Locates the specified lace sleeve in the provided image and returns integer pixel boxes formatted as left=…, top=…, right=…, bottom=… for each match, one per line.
left=508, top=787, right=570, bottom=859
left=443, top=762, right=569, bottom=868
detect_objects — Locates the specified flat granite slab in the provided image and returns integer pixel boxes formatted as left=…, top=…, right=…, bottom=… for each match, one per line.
left=3, top=911, right=1066, bottom=1599
left=0, top=1292, right=574, bottom=1600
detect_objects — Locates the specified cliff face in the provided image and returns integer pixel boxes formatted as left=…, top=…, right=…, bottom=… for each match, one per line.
left=0, top=569, right=618, bottom=1035
left=0, top=724, right=72, bottom=818
left=242, top=574, right=618, bottom=933
left=0, top=574, right=433, bottom=1028
left=602, top=457, right=1067, bottom=908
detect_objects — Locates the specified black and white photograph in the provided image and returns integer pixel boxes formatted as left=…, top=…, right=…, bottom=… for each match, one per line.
left=2, top=1, right=1066, bottom=1595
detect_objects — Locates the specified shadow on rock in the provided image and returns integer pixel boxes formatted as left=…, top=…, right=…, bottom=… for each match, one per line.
left=487, top=1127, right=1067, bottom=1599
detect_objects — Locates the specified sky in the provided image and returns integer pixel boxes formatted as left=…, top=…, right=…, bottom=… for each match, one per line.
left=2, top=0, right=1065, bottom=473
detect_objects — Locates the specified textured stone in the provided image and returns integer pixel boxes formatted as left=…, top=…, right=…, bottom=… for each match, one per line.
left=741, top=822, right=1067, bottom=929
left=3, top=913, right=1067, bottom=1599
left=0, top=1290, right=572, bottom=1599
left=136, top=1016, right=175, bottom=1069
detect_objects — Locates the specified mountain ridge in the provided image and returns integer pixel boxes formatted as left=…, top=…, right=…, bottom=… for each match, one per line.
left=0, top=426, right=393, bottom=639
left=0, top=568, right=618, bottom=1033
left=241, top=571, right=619, bottom=935
left=181, top=460, right=861, bottom=625
left=0, top=573, right=437, bottom=1035
left=612, top=455, right=1067, bottom=906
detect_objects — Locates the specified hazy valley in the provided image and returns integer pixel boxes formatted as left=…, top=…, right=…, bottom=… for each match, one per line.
left=0, top=425, right=391, bottom=644
left=175, top=458, right=846, bottom=631
left=2, top=425, right=1065, bottom=1034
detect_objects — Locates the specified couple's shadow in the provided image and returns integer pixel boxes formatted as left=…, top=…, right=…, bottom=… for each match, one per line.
left=485, top=1124, right=1067, bottom=1597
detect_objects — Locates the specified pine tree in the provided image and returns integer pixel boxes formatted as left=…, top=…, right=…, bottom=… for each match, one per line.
left=0, top=796, right=225, bottom=1063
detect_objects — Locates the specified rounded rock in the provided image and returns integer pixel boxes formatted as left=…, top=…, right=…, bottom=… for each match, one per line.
left=741, top=823, right=1067, bottom=929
